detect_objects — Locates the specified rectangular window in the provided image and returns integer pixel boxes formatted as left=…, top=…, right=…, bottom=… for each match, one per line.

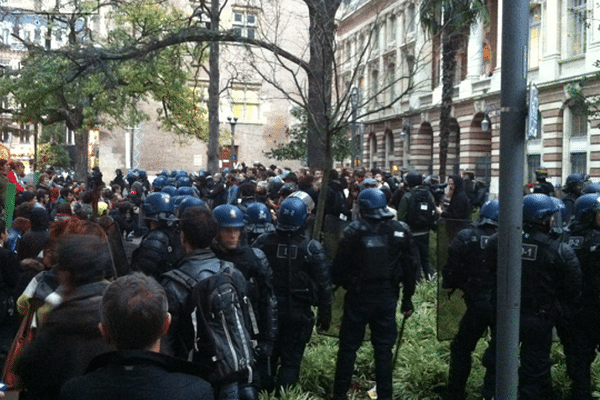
left=568, top=0, right=587, bottom=56
left=20, top=127, right=30, bottom=144
left=527, top=154, right=541, bottom=183
left=232, top=9, right=258, bottom=39
left=406, top=4, right=415, bottom=35
left=388, top=15, right=396, bottom=43
left=529, top=6, right=541, bottom=69
left=24, top=30, right=31, bottom=42
left=1, top=29, right=9, bottom=44
left=570, top=107, right=588, bottom=137
left=571, top=152, right=587, bottom=174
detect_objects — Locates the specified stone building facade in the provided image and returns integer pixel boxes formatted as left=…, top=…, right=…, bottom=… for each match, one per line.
left=336, top=0, right=600, bottom=196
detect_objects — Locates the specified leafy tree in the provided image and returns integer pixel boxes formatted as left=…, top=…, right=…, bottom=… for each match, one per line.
left=0, top=0, right=208, bottom=180
left=420, top=0, right=488, bottom=181
left=37, top=142, right=71, bottom=168
left=265, top=106, right=354, bottom=163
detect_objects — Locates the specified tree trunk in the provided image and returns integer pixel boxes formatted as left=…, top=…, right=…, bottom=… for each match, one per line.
left=74, top=126, right=89, bottom=182
left=207, top=0, right=220, bottom=174
left=438, top=29, right=457, bottom=183
left=305, top=0, right=340, bottom=170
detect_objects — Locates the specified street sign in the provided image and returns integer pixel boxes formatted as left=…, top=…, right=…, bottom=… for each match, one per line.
left=528, top=82, right=539, bottom=139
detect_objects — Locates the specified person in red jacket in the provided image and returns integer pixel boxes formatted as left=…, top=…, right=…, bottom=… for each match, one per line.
left=7, top=160, right=25, bottom=194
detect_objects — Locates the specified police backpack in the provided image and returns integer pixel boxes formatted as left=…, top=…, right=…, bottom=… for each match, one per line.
left=189, top=264, right=259, bottom=384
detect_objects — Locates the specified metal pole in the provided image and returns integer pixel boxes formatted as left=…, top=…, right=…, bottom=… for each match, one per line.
left=228, top=117, right=237, bottom=170
left=350, top=87, right=358, bottom=167
left=496, top=1, right=528, bottom=398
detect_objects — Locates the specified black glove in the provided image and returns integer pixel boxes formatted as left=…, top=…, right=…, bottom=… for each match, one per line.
left=401, top=299, right=414, bottom=314
left=255, top=340, right=274, bottom=358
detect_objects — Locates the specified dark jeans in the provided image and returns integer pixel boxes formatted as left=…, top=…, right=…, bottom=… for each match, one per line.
left=413, top=233, right=432, bottom=280
left=333, top=290, right=398, bottom=400
left=447, top=295, right=494, bottom=398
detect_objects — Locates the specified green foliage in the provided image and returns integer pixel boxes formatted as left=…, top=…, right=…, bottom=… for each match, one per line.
left=262, top=278, right=598, bottom=400
left=264, top=107, right=355, bottom=163
left=37, top=143, right=71, bottom=168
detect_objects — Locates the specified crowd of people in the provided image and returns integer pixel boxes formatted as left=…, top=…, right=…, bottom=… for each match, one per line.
left=1, top=158, right=600, bottom=400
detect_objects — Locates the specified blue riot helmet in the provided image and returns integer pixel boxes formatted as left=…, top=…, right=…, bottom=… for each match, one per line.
left=171, top=195, right=187, bottom=214
left=178, top=197, right=207, bottom=218
left=223, top=167, right=230, bottom=175
left=177, top=186, right=196, bottom=197
left=143, top=192, right=175, bottom=221
left=152, top=176, right=166, bottom=192
left=169, top=170, right=178, bottom=178
left=288, top=190, right=315, bottom=213
left=175, top=170, right=188, bottom=178
left=214, top=204, right=245, bottom=228
left=277, top=197, right=308, bottom=233
left=522, top=193, right=557, bottom=226
left=165, top=177, right=177, bottom=187
left=479, top=199, right=499, bottom=225
left=138, top=170, right=147, bottom=179
left=244, top=202, right=275, bottom=235
left=161, top=185, right=178, bottom=197
left=177, top=176, right=191, bottom=188
left=159, top=169, right=169, bottom=177
left=358, top=188, right=393, bottom=220
left=573, top=193, right=600, bottom=226
left=125, top=171, right=138, bottom=185
left=582, top=182, right=600, bottom=194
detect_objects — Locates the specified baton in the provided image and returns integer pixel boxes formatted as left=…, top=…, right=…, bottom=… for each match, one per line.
left=392, top=316, right=407, bottom=367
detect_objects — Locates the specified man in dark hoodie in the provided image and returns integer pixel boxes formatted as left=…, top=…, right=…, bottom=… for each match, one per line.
left=17, top=206, right=50, bottom=261
left=324, top=169, right=349, bottom=220
left=441, top=175, right=472, bottom=242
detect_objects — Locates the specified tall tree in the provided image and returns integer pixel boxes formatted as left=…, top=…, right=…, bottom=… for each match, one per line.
left=0, top=0, right=209, bottom=180
left=420, top=0, right=487, bottom=181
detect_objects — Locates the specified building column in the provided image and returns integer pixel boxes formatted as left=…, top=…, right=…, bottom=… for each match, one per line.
left=467, top=20, right=483, bottom=80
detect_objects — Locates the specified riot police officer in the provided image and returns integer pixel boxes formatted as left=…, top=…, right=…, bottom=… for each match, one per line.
left=253, top=197, right=331, bottom=391
left=561, top=192, right=600, bottom=400
left=130, top=192, right=184, bottom=279
left=211, top=204, right=278, bottom=397
left=562, top=173, right=585, bottom=223
left=441, top=200, right=498, bottom=400
left=485, top=194, right=581, bottom=400
left=331, top=188, right=418, bottom=400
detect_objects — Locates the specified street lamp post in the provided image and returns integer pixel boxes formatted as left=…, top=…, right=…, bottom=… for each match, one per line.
left=227, top=116, right=238, bottom=169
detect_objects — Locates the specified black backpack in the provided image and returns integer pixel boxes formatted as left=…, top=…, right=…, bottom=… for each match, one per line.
left=188, top=264, right=258, bottom=384
left=164, top=262, right=258, bottom=383
left=407, top=187, right=436, bottom=230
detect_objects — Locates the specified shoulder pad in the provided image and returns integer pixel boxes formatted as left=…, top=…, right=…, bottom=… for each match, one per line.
left=394, top=220, right=411, bottom=232
left=145, top=229, right=171, bottom=244
left=456, top=228, right=477, bottom=243
left=558, top=241, right=577, bottom=262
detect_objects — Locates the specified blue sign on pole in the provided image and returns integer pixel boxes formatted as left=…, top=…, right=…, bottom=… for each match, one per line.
left=233, top=154, right=237, bottom=161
